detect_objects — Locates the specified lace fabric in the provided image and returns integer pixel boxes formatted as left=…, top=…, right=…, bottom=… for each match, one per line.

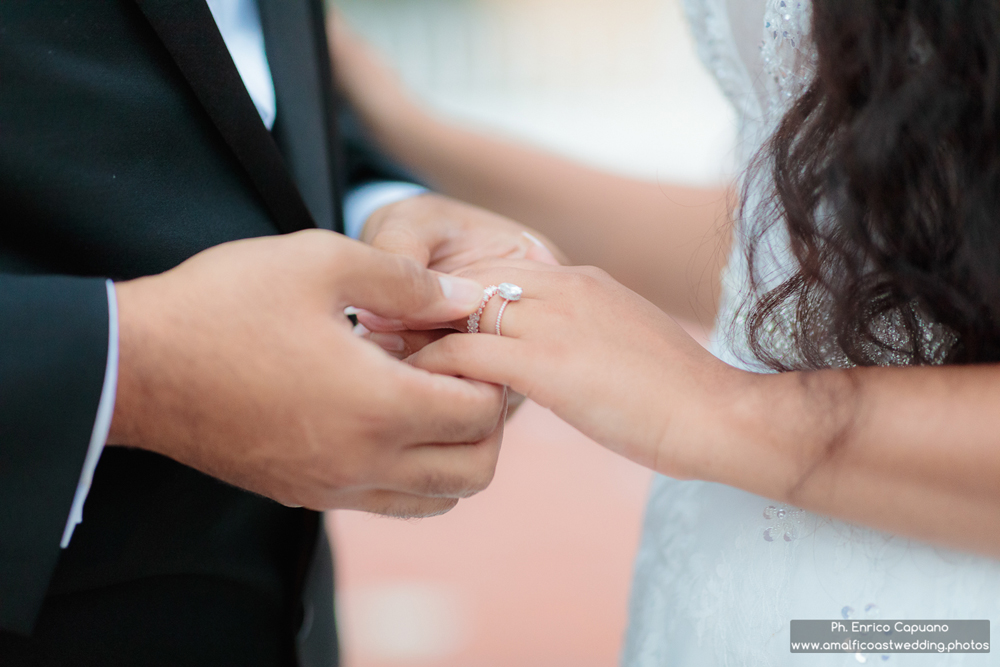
left=759, top=0, right=816, bottom=117
left=621, top=2, right=1000, bottom=665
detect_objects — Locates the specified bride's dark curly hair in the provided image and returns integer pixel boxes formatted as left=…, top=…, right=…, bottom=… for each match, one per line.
left=744, top=0, right=1000, bottom=370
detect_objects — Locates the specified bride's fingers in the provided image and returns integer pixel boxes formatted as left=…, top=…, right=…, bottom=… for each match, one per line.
left=409, top=334, right=525, bottom=390
left=355, top=324, right=450, bottom=359
left=465, top=288, right=537, bottom=338
left=445, top=262, right=565, bottom=332
left=360, top=261, right=558, bottom=333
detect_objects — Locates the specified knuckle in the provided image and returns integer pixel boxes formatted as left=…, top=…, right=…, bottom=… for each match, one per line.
left=372, top=226, right=417, bottom=251
left=464, top=460, right=498, bottom=496
left=390, top=254, right=429, bottom=293
left=577, top=264, right=610, bottom=281
left=361, top=400, right=409, bottom=445
left=299, top=229, right=347, bottom=271
left=300, top=228, right=338, bottom=253
left=323, top=450, right=368, bottom=490
left=464, top=431, right=503, bottom=494
left=567, top=266, right=608, bottom=290
left=467, top=398, right=503, bottom=437
left=466, top=424, right=496, bottom=451
left=556, top=271, right=586, bottom=294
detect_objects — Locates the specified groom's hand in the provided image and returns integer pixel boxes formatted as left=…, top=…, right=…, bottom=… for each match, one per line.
left=359, top=194, right=562, bottom=415
left=108, top=230, right=505, bottom=518
left=362, top=193, right=564, bottom=274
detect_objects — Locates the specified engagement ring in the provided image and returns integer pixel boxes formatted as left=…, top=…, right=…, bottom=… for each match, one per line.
left=494, top=283, right=523, bottom=336
left=466, top=282, right=523, bottom=335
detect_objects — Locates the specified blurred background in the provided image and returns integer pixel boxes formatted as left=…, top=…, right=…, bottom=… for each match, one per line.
left=327, top=0, right=737, bottom=664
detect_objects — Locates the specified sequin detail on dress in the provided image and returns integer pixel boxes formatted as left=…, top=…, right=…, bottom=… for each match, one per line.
left=842, top=603, right=891, bottom=663
left=762, top=504, right=804, bottom=543
left=759, top=0, right=817, bottom=117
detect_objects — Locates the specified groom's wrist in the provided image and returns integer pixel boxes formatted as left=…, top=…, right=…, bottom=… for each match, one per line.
left=344, top=182, right=430, bottom=242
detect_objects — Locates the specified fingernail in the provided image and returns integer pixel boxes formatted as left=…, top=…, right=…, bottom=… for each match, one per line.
left=370, top=333, right=406, bottom=353
left=357, top=312, right=407, bottom=332
left=522, top=231, right=545, bottom=247
left=438, top=275, right=483, bottom=307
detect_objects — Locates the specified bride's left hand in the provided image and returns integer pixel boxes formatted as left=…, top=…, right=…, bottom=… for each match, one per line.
left=401, top=259, right=757, bottom=480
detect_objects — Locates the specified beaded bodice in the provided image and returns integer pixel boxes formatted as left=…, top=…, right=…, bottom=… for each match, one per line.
left=682, top=0, right=819, bottom=372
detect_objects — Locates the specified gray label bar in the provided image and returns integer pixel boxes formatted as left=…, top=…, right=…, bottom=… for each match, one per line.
left=790, top=620, right=990, bottom=654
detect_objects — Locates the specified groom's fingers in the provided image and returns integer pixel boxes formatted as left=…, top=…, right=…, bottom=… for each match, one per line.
left=337, top=242, right=483, bottom=322
left=355, top=325, right=449, bottom=359
left=395, top=364, right=506, bottom=444
left=366, top=194, right=550, bottom=271
left=328, top=488, right=461, bottom=518
left=352, top=258, right=558, bottom=333
left=390, top=437, right=504, bottom=499
left=368, top=222, right=434, bottom=268
left=381, top=402, right=505, bottom=499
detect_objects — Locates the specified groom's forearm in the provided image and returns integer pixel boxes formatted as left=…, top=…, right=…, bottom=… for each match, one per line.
left=719, top=364, right=1000, bottom=557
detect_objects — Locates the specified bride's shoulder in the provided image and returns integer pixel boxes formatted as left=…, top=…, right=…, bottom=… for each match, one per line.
left=680, top=0, right=762, bottom=115
left=680, top=0, right=817, bottom=124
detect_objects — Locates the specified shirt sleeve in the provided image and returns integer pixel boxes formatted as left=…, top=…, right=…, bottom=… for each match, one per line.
left=342, top=181, right=430, bottom=240
left=60, top=280, right=119, bottom=548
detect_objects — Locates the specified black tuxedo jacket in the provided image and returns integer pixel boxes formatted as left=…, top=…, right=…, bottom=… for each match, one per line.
left=0, top=1, right=411, bottom=664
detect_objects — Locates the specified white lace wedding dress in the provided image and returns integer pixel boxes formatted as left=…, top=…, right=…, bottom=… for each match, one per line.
left=621, top=1, right=1000, bottom=665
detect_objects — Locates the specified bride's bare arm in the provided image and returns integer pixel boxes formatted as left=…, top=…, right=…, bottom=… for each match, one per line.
left=406, top=259, right=1000, bottom=558
left=329, top=17, right=732, bottom=329
left=737, top=362, right=1000, bottom=558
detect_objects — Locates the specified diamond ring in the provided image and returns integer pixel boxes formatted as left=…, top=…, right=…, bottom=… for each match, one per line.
left=466, top=283, right=523, bottom=334
left=467, top=285, right=499, bottom=334
left=494, top=283, right=523, bottom=336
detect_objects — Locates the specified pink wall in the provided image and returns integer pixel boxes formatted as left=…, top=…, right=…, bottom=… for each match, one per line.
left=331, top=401, right=653, bottom=666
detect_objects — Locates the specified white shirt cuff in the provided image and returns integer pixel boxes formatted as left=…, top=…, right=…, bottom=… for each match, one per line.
left=61, top=279, right=119, bottom=549
left=343, top=181, right=429, bottom=241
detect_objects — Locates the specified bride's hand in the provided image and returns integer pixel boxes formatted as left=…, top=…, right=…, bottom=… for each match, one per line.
left=404, top=259, right=757, bottom=480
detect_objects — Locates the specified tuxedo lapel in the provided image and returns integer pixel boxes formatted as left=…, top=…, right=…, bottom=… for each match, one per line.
left=259, top=0, right=344, bottom=233
left=132, top=0, right=315, bottom=235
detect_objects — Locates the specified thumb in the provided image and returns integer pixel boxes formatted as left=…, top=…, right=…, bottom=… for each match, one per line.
left=339, top=246, right=483, bottom=323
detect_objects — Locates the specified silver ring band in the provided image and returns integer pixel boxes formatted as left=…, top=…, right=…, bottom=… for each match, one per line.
left=468, top=282, right=523, bottom=335
left=495, top=300, right=511, bottom=336
left=494, top=283, right=523, bottom=337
